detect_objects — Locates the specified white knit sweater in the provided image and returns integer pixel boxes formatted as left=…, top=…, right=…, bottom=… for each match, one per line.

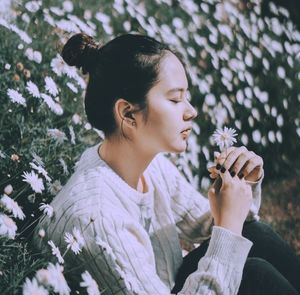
left=34, top=142, right=263, bottom=295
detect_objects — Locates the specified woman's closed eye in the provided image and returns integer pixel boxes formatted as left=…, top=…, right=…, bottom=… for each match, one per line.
left=170, top=99, right=180, bottom=103
left=170, top=96, right=189, bottom=104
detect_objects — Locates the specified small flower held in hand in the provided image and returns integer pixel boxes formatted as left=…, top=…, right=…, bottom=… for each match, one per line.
left=212, top=126, right=237, bottom=151
left=80, top=271, right=101, bottom=295
left=64, top=227, right=85, bottom=254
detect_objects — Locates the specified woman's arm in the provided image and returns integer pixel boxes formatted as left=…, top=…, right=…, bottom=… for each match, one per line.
left=158, top=153, right=263, bottom=243
left=73, top=207, right=252, bottom=295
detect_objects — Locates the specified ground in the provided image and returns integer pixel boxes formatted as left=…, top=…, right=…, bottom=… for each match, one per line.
left=260, top=175, right=300, bottom=255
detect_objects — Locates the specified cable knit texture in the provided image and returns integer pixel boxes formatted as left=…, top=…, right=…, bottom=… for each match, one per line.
left=34, top=142, right=263, bottom=295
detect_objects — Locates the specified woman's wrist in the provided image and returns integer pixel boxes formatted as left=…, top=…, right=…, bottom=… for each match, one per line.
left=216, top=219, right=243, bottom=236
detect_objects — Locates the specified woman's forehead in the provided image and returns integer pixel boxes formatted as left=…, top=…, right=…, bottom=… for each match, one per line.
left=158, top=54, right=188, bottom=90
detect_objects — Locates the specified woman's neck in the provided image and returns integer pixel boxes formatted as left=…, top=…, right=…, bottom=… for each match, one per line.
left=98, top=139, right=154, bottom=192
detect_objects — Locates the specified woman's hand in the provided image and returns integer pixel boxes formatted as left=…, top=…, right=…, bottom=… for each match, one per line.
left=209, top=146, right=264, bottom=183
left=208, top=170, right=253, bottom=236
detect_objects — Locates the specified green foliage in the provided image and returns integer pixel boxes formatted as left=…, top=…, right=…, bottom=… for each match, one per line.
left=0, top=237, right=47, bottom=294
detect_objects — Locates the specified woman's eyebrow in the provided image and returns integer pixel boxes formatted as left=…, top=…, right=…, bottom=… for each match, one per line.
left=166, top=87, right=187, bottom=95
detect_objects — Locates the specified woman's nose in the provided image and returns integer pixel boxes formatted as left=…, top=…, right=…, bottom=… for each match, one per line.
left=184, top=103, right=198, bottom=120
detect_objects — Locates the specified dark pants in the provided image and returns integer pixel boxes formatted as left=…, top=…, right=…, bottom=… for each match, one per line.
left=172, top=221, right=300, bottom=295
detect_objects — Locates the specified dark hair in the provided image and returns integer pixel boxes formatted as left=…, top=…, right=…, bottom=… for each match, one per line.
left=61, top=33, right=184, bottom=138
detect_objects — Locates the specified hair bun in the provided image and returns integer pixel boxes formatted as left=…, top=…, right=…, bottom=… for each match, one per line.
left=61, top=33, right=101, bottom=74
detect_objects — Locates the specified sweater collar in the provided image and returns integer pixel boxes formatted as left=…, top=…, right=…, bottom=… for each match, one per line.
left=82, top=142, right=155, bottom=204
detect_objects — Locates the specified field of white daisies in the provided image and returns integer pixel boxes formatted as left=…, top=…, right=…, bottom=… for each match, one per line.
left=0, top=0, right=300, bottom=294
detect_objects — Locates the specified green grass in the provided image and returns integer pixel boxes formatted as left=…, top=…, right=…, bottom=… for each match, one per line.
left=260, top=174, right=300, bottom=255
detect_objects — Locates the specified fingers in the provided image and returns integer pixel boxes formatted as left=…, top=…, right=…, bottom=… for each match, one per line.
left=214, top=151, right=220, bottom=160
left=208, top=186, right=215, bottom=198
left=217, top=146, right=247, bottom=168
left=243, top=156, right=264, bottom=181
left=218, top=169, right=232, bottom=190
left=209, top=146, right=264, bottom=183
left=245, top=166, right=264, bottom=182
left=209, top=172, right=218, bottom=179
left=214, top=146, right=264, bottom=180
left=208, top=166, right=218, bottom=179
left=229, top=152, right=256, bottom=178
left=215, top=147, right=236, bottom=165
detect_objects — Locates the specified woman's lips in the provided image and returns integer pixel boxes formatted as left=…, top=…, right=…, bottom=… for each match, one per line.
left=181, top=129, right=191, bottom=136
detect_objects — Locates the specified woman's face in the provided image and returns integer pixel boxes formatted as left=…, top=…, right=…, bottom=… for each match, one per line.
left=136, top=52, right=198, bottom=154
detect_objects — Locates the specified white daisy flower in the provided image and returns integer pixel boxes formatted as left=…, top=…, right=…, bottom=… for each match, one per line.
left=38, top=228, right=45, bottom=238
left=30, top=162, right=51, bottom=182
left=52, top=103, right=63, bottom=115
left=39, top=203, right=54, bottom=218
left=84, top=9, right=93, bottom=20
left=64, top=227, right=85, bottom=255
left=4, top=63, right=11, bottom=70
left=72, top=113, right=82, bottom=125
left=36, top=268, right=51, bottom=285
left=0, top=194, right=25, bottom=220
left=68, top=125, right=76, bottom=144
left=47, top=263, right=70, bottom=295
left=47, top=128, right=67, bottom=144
left=22, top=170, right=45, bottom=193
left=24, top=47, right=35, bottom=61
left=84, top=122, right=92, bottom=130
left=0, top=213, right=17, bottom=239
left=50, top=7, right=65, bottom=16
left=23, top=277, right=48, bottom=295
left=26, top=81, right=41, bottom=98
left=80, top=271, right=100, bottom=295
left=18, top=43, right=24, bottom=50
left=31, top=152, right=44, bottom=166
left=48, top=240, right=64, bottom=264
left=4, top=184, right=13, bottom=195
left=50, top=54, right=65, bottom=76
left=10, top=24, right=32, bottom=44
left=22, top=13, right=31, bottom=24
left=7, top=88, right=26, bottom=106
left=45, top=76, right=59, bottom=96
left=212, top=126, right=238, bottom=151
left=66, top=82, right=78, bottom=93
left=40, top=92, right=63, bottom=115
left=33, top=50, right=42, bottom=63
left=63, top=1, right=74, bottom=13
left=25, top=1, right=41, bottom=13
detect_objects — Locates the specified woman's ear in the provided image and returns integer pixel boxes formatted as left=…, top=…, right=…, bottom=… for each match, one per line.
left=114, top=98, right=136, bottom=126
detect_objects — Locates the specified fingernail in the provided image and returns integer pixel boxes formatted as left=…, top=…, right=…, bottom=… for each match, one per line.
left=230, top=171, right=236, bottom=177
left=216, top=164, right=221, bottom=170
left=238, top=172, right=244, bottom=179
left=221, top=166, right=226, bottom=173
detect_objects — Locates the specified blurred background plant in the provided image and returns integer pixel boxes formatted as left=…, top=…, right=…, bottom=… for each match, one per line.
left=0, top=0, right=299, bottom=293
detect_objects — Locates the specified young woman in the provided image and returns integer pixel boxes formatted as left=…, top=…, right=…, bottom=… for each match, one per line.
left=33, top=33, right=300, bottom=295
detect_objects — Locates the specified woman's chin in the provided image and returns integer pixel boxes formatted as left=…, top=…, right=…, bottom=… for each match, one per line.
left=168, top=141, right=188, bottom=154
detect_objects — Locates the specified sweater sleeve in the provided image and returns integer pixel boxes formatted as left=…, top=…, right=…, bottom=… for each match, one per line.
left=158, top=154, right=263, bottom=243
left=245, top=172, right=264, bottom=221
left=74, top=204, right=252, bottom=295
left=178, top=226, right=252, bottom=295
left=74, top=211, right=172, bottom=294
